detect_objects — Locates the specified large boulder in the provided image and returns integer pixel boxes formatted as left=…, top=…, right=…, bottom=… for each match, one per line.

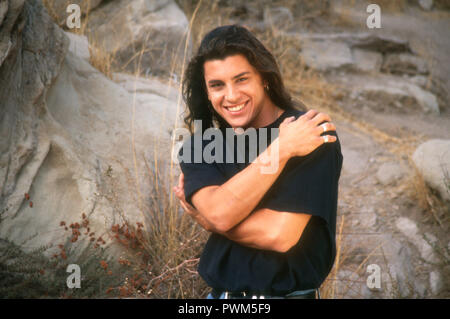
left=44, top=0, right=103, bottom=26
left=86, top=0, right=192, bottom=77
left=334, top=73, right=440, bottom=115
left=300, top=40, right=354, bottom=71
left=64, top=31, right=90, bottom=61
left=412, top=139, right=450, bottom=202
left=1, top=0, right=68, bottom=244
left=0, top=0, right=183, bottom=256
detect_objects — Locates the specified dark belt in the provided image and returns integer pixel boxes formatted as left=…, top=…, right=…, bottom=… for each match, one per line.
left=213, top=288, right=319, bottom=299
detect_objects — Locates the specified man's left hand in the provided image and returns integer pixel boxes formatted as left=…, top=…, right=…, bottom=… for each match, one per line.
left=173, top=173, right=215, bottom=232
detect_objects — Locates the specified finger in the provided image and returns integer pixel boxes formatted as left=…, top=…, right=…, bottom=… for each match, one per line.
left=179, top=201, right=191, bottom=214
left=311, top=112, right=332, bottom=126
left=179, top=199, right=188, bottom=211
left=301, top=109, right=319, bottom=120
left=174, top=188, right=182, bottom=200
left=174, top=186, right=185, bottom=200
left=181, top=200, right=197, bottom=216
left=284, top=116, right=295, bottom=122
left=316, top=122, right=336, bottom=135
left=178, top=173, right=183, bottom=188
left=281, top=116, right=296, bottom=126
left=321, top=135, right=337, bottom=144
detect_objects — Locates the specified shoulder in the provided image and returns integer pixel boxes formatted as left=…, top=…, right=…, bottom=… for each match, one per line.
left=283, top=107, right=306, bottom=120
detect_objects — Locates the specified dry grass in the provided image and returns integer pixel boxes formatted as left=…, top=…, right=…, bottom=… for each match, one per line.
left=36, top=0, right=450, bottom=299
left=407, top=159, right=449, bottom=229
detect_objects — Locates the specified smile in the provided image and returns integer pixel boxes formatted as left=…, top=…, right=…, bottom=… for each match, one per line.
left=224, top=100, right=248, bottom=113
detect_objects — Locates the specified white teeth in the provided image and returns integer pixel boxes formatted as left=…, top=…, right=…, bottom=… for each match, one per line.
left=227, top=102, right=246, bottom=112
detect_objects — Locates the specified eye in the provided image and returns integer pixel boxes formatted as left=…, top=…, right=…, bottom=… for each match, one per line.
left=237, top=77, right=248, bottom=82
left=209, top=83, right=223, bottom=88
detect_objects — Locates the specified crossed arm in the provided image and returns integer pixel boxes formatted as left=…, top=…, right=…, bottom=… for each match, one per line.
left=174, top=174, right=311, bottom=253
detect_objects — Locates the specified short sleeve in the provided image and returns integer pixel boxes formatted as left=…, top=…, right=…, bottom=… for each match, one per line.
left=258, top=133, right=343, bottom=227
left=178, top=135, right=227, bottom=207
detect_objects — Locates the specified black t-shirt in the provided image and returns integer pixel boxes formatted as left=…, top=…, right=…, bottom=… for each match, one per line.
left=178, top=108, right=343, bottom=296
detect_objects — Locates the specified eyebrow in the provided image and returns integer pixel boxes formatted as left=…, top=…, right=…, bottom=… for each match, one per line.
left=207, top=71, right=250, bottom=85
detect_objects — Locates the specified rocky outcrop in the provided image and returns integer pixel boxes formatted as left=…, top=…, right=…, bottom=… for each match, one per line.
left=1, top=0, right=69, bottom=240
left=337, top=73, right=440, bottom=114
left=287, top=32, right=440, bottom=115
left=412, top=139, right=450, bottom=202
left=44, top=0, right=103, bottom=26
left=0, top=0, right=183, bottom=256
left=293, top=32, right=410, bottom=72
left=86, top=0, right=192, bottom=77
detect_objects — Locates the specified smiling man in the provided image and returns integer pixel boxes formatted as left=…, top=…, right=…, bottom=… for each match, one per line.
left=174, top=25, right=343, bottom=299
left=204, top=54, right=283, bottom=130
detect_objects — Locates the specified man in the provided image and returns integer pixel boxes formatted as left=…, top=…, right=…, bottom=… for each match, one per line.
left=174, top=25, right=343, bottom=299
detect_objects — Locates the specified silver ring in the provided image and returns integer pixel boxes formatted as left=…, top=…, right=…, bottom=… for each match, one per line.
left=321, top=123, right=327, bottom=133
left=323, top=135, right=329, bottom=143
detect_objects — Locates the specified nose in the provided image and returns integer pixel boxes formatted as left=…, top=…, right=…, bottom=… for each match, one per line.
left=224, top=84, right=240, bottom=103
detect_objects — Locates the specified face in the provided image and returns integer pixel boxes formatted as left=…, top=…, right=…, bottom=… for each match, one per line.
left=203, top=54, right=279, bottom=130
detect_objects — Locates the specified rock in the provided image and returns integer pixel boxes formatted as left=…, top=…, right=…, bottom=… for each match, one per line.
left=340, top=147, right=369, bottom=175
left=429, top=271, right=443, bottom=295
left=65, top=31, right=90, bottom=61
left=263, top=6, right=293, bottom=29
left=336, top=270, right=374, bottom=298
left=292, top=32, right=415, bottom=73
left=300, top=40, right=353, bottom=71
left=352, top=48, right=383, bottom=72
left=395, top=217, right=419, bottom=239
left=395, top=217, right=439, bottom=263
left=408, top=75, right=429, bottom=88
left=338, top=73, right=440, bottom=114
left=112, top=72, right=180, bottom=104
left=382, top=53, right=429, bottom=75
left=360, top=209, right=378, bottom=229
left=0, top=0, right=68, bottom=240
left=86, top=0, right=192, bottom=77
left=0, top=0, right=183, bottom=257
left=43, top=0, right=103, bottom=26
left=291, top=32, right=410, bottom=54
left=418, top=0, right=433, bottom=11
left=418, top=233, right=438, bottom=263
left=376, top=162, right=408, bottom=186
left=381, top=234, right=427, bottom=297
left=0, top=1, right=7, bottom=22
left=412, top=139, right=450, bottom=202
left=407, top=85, right=440, bottom=114
left=0, top=0, right=25, bottom=66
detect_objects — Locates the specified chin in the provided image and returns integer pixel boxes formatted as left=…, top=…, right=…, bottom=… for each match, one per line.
left=227, top=119, right=249, bottom=129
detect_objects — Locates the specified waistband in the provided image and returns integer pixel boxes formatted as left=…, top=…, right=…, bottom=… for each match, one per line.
left=212, top=288, right=319, bottom=299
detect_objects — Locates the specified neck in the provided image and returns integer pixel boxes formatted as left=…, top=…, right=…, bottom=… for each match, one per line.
left=239, top=102, right=284, bottom=131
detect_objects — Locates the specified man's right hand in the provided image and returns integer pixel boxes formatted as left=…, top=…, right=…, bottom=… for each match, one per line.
left=278, top=109, right=337, bottom=158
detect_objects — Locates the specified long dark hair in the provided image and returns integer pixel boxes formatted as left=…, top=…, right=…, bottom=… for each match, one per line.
left=182, top=24, right=301, bottom=134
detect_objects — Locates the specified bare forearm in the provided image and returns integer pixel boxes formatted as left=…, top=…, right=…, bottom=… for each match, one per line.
left=192, top=138, right=290, bottom=232
left=223, top=209, right=311, bottom=252
left=221, top=208, right=281, bottom=250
